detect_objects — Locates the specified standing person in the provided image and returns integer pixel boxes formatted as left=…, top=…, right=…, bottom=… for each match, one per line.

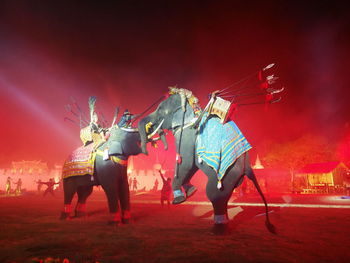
left=35, top=179, right=43, bottom=194
left=128, top=177, right=132, bottom=190
left=158, top=170, right=172, bottom=207
left=14, top=178, right=22, bottom=195
left=80, top=96, right=108, bottom=147
left=152, top=178, right=159, bottom=192
left=132, top=177, right=139, bottom=192
left=5, top=177, right=12, bottom=195
left=41, top=178, right=59, bottom=197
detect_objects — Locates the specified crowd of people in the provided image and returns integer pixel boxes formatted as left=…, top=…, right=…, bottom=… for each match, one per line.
left=127, top=171, right=173, bottom=206
left=3, top=172, right=172, bottom=204
left=2, top=96, right=174, bottom=208
left=2, top=176, right=61, bottom=197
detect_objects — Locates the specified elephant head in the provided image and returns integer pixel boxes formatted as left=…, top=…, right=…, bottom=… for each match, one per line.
left=107, top=127, right=142, bottom=157
left=138, top=91, right=197, bottom=155
left=137, top=112, right=168, bottom=155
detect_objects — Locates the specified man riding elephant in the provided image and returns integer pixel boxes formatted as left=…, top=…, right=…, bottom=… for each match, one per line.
left=61, top=97, right=143, bottom=225
left=80, top=96, right=108, bottom=147
left=117, top=109, right=140, bottom=128
left=138, top=87, right=275, bottom=233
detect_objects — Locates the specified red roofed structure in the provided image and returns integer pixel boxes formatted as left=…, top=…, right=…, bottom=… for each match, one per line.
left=299, top=162, right=344, bottom=174
left=295, top=162, right=349, bottom=194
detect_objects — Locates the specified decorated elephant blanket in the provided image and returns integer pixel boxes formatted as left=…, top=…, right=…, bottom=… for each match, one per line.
left=196, top=113, right=252, bottom=183
left=62, top=143, right=96, bottom=179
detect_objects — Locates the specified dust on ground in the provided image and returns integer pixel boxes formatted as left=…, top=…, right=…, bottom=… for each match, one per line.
left=0, top=190, right=349, bottom=263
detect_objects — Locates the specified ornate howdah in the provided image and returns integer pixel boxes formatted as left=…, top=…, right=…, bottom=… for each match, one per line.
left=196, top=112, right=252, bottom=186
left=208, top=97, right=231, bottom=123
left=62, top=143, right=96, bottom=179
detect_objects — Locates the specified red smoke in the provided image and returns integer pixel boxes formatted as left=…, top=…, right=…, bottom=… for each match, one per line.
left=0, top=1, right=349, bottom=169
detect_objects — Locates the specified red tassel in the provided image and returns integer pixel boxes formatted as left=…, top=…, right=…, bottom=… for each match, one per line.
left=176, top=153, right=182, bottom=164
left=110, top=212, right=121, bottom=222
left=63, top=204, right=72, bottom=213
left=260, top=81, right=268, bottom=90
left=265, top=93, right=273, bottom=102
left=122, top=210, right=131, bottom=219
left=258, top=70, right=262, bottom=81
left=225, top=103, right=237, bottom=122
left=76, top=203, right=86, bottom=212
left=265, top=94, right=273, bottom=112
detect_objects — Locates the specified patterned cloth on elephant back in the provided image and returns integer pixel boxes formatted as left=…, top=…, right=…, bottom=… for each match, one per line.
left=196, top=113, right=252, bottom=187
left=62, top=143, right=97, bottom=179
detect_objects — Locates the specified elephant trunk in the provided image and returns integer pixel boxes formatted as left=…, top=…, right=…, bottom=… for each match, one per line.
left=159, top=129, right=168, bottom=151
left=138, top=117, right=150, bottom=155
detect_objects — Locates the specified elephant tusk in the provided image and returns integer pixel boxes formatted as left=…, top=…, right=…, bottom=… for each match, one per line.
left=147, top=119, right=164, bottom=139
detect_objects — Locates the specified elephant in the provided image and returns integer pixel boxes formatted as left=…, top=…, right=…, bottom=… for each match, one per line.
left=138, top=88, right=275, bottom=234
left=60, top=126, right=142, bottom=224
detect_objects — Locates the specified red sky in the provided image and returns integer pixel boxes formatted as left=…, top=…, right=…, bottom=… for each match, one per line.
left=0, top=0, right=349, bottom=167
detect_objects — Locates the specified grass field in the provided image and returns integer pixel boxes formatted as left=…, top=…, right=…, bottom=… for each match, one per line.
left=1, top=190, right=350, bottom=263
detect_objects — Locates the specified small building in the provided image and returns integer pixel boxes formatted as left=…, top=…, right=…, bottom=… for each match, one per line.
left=295, top=162, right=349, bottom=194
left=11, top=160, right=48, bottom=175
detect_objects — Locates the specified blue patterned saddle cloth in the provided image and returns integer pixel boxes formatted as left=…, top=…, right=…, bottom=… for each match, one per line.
left=196, top=113, right=252, bottom=182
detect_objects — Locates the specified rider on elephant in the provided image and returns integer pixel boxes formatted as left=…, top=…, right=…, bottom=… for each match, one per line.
left=154, top=88, right=244, bottom=205
left=138, top=87, right=276, bottom=234
left=62, top=96, right=145, bottom=224
left=80, top=97, right=108, bottom=147
left=117, top=109, right=139, bottom=128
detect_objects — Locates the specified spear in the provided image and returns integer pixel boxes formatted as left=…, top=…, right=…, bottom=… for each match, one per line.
left=99, top=112, right=109, bottom=127
left=110, top=107, right=120, bottom=128
left=218, top=63, right=275, bottom=95
left=64, top=117, right=79, bottom=126
left=131, top=95, right=166, bottom=125
left=88, top=96, right=97, bottom=122
left=64, top=104, right=89, bottom=127
left=70, top=96, right=89, bottom=125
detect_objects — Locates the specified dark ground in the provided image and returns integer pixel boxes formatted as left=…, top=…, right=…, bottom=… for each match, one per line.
left=1, top=189, right=350, bottom=263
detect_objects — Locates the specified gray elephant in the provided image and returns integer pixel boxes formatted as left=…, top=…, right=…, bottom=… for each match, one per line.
left=60, top=126, right=142, bottom=224
left=138, top=88, right=275, bottom=233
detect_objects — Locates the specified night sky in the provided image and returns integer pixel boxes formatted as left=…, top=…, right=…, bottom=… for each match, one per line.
left=0, top=0, right=349, bottom=167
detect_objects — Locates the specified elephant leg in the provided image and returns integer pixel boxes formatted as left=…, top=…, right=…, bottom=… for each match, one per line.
left=172, top=128, right=198, bottom=204
left=60, top=178, right=77, bottom=220
left=75, top=185, right=93, bottom=218
left=172, top=164, right=198, bottom=204
left=101, top=179, right=121, bottom=224
left=118, top=171, right=131, bottom=224
left=202, top=159, right=244, bottom=227
left=97, top=158, right=124, bottom=224
left=206, top=174, right=230, bottom=225
left=242, top=153, right=276, bottom=233
left=101, top=186, right=121, bottom=224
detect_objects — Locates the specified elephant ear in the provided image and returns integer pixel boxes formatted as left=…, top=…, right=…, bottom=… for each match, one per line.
left=108, top=128, right=142, bottom=157
left=171, top=102, right=196, bottom=129
left=108, top=141, right=124, bottom=155
left=120, top=131, right=142, bottom=156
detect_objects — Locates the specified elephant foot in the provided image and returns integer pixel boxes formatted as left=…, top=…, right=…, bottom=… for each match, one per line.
left=122, top=218, right=130, bottom=224
left=74, top=211, right=87, bottom=218
left=186, top=186, right=197, bottom=199
left=172, top=195, right=186, bottom=205
left=108, top=213, right=121, bottom=226
left=121, top=210, right=131, bottom=224
left=59, top=212, right=71, bottom=220
left=211, top=223, right=231, bottom=236
left=107, top=220, right=120, bottom=226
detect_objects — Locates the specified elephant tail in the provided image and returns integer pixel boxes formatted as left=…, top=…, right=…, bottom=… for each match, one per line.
left=244, top=154, right=276, bottom=234
left=248, top=172, right=276, bottom=234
